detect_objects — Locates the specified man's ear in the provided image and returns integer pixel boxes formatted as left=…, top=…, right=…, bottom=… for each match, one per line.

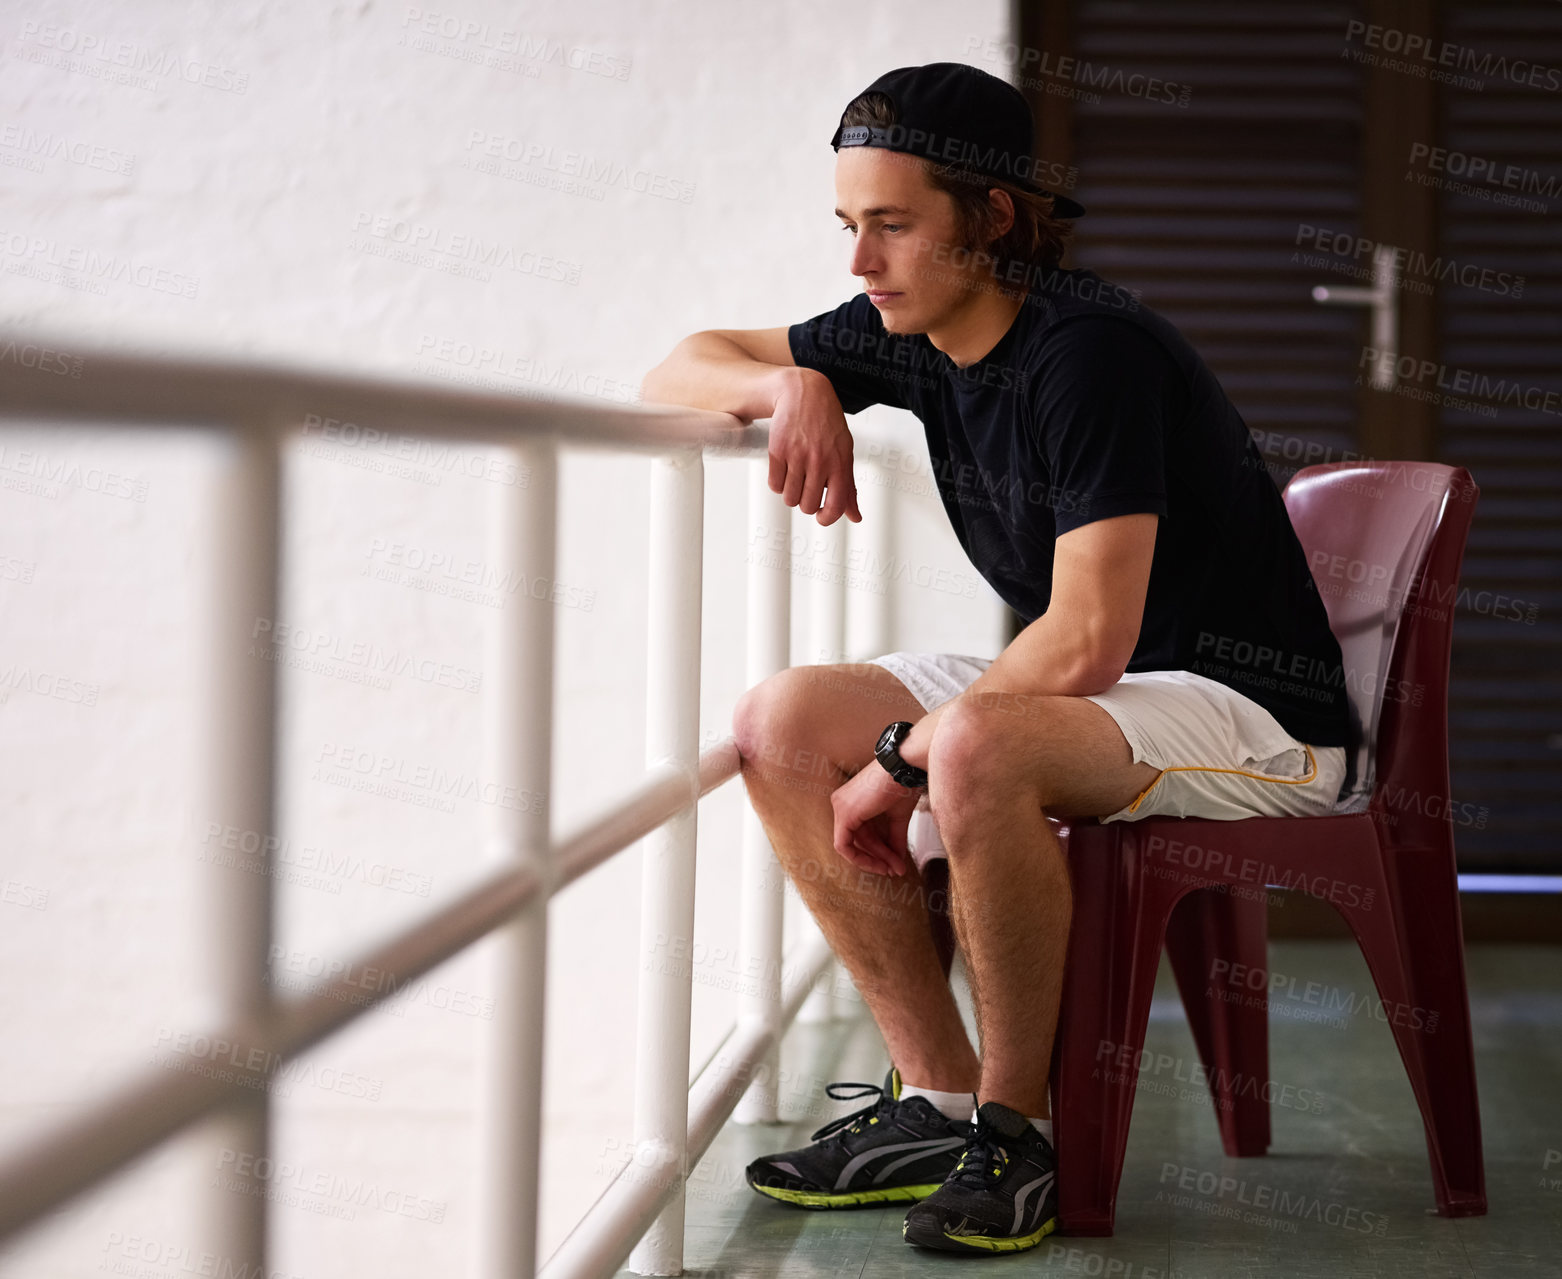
left=987, top=187, right=1016, bottom=239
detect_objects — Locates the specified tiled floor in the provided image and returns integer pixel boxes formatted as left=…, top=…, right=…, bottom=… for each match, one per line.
left=622, top=942, right=1561, bottom=1277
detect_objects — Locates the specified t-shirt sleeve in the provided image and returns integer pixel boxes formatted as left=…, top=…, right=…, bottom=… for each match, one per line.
left=787, top=293, right=914, bottom=415
left=1031, top=316, right=1175, bottom=536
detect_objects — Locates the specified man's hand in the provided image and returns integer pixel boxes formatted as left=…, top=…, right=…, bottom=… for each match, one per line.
left=769, top=367, right=862, bottom=525
left=830, top=761, right=922, bottom=877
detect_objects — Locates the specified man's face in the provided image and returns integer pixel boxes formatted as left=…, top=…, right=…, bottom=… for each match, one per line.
left=833, top=146, right=997, bottom=336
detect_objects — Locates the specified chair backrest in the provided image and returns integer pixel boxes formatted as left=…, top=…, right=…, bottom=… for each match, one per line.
left=1282, top=462, right=1478, bottom=825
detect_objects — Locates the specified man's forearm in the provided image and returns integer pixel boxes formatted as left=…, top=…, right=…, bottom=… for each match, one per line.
left=641, top=333, right=797, bottom=421
left=895, top=609, right=1116, bottom=774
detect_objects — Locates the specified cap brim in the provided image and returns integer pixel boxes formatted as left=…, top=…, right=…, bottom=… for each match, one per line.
left=1029, top=187, right=1086, bottom=219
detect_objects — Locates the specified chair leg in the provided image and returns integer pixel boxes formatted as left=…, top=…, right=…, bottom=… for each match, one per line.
left=1338, top=835, right=1487, bottom=1216
left=1051, top=827, right=1177, bottom=1235
left=1165, top=887, right=1273, bottom=1157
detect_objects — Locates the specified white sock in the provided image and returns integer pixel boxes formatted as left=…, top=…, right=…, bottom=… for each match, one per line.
left=898, top=1080, right=975, bottom=1121
left=963, top=1099, right=1055, bottom=1143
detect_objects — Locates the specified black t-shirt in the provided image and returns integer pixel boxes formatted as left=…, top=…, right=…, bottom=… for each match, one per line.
left=786, top=266, right=1351, bottom=748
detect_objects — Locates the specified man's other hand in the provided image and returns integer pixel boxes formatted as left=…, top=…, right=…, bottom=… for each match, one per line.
left=830, top=761, right=921, bottom=876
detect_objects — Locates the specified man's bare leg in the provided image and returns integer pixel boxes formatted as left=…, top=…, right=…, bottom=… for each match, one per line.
left=926, top=692, right=1162, bottom=1120
left=732, top=662, right=980, bottom=1094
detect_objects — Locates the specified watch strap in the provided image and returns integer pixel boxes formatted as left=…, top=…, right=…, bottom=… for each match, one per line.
left=875, top=720, right=929, bottom=789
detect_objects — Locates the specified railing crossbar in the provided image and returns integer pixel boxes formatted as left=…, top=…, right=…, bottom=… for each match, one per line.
left=0, top=330, right=758, bottom=454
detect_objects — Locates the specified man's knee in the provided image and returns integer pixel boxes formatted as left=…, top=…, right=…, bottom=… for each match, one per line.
left=926, top=691, right=1156, bottom=827
left=732, top=664, right=903, bottom=785
left=732, top=669, right=849, bottom=795
left=732, top=669, right=806, bottom=766
left=925, top=693, right=1050, bottom=828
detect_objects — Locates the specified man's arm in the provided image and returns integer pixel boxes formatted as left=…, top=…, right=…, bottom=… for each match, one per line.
left=896, top=512, right=1159, bottom=771
left=641, top=326, right=801, bottom=420
left=641, top=326, right=862, bottom=524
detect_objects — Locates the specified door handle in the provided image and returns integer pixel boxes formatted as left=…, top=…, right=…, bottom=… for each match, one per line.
left=1311, top=243, right=1401, bottom=390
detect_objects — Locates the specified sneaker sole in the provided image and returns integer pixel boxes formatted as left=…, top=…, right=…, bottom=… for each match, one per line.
left=748, top=1180, right=944, bottom=1209
left=902, top=1212, right=1059, bottom=1252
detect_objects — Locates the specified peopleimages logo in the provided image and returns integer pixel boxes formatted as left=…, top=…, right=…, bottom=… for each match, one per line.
left=463, top=129, right=695, bottom=203
left=0, top=125, right=135, bottom=176
left=815, top=320, right=1030, bottom=395
left=1294, top=224, right=1525, bottom=298
left=1157, top=1161, right=1389, bottom=1236
left=839, top=123, right=1060, bottom=189
left=1343, top=19, right=1562, bottom=92
left=1196, top=633, right=1333, bottom=679
left=962, top=36, right=1194, bottom=108
left=399, top=7, right=632, bottom=81
left=1360, top=347, right=1562, bottom=416
left=15, top=21, right=251, bottom=93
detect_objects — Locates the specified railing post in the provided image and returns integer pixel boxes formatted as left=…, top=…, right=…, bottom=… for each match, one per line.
left=810, top=512, right=849, bottom=669
left=477, top=441, right=557, bottom=1279
left=733, top=463, right=790, bottom=1125
left=629, top=447, right=704, bottom=1276
left=797, top=513, right=849, bottom=1023
left=827, top=456, right=898, bottom=1019
left=200, top=421, right=283, bottom=1275
left=861, top=457, right=895, bottom=660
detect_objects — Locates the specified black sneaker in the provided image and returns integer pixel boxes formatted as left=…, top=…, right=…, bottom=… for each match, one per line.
left=744, top=1069, right=971, bottom=1209
left=901, top=1100, right=1059, bottom=1253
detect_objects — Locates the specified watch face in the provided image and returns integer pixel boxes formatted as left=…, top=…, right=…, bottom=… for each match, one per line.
left=876, top=724, right=896, bottom=754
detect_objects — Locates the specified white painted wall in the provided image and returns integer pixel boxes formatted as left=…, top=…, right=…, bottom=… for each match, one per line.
left=0, top=1, right=1010, bottom=1273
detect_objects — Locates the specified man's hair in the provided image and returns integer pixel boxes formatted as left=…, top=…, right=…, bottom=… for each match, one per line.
left=838, top=90, right=1073, bottom=290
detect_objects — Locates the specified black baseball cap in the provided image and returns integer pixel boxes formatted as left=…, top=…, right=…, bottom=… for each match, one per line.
left=829, top=61, right=1086, bottom=219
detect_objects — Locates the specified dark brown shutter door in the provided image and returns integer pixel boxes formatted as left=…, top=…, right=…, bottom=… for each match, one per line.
left=1437, top=3, right=1562, bottom=870
left=1039, top=0, right=1560, bottom=870
left=1061, top=2, right=1370, bottom=492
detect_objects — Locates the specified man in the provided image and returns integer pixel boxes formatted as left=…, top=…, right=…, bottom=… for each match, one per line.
left=640, top=61, right=1350, bottom=1255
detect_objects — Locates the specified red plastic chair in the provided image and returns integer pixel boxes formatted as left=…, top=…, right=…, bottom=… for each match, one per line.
left=916, top=460, right=1486, bottom=1234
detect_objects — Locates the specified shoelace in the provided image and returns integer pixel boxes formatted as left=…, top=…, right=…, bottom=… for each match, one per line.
left=808, top=1080, right=895, bottom=1142
left=947, top=1116, right=1013, bottom=1188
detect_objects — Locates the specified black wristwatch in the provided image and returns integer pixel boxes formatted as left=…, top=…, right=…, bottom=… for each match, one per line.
left=874, top=721, right=929, bottom=790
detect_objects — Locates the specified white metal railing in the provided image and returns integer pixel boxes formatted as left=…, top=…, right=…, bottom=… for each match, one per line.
left=0, top=334, right=924, bottom=1277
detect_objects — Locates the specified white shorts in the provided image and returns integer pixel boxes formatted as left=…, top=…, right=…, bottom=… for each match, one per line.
left=866, top=651, right=1349, bottom=841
